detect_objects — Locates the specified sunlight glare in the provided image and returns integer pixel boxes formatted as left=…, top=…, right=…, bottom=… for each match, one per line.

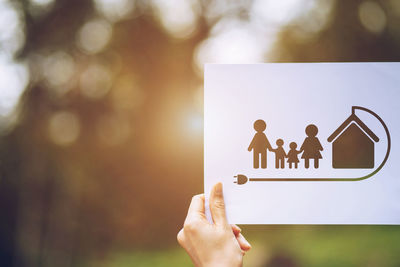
left=0, top=1, right=25, bottom=55
left=152, top=0, right=199, bottom=39
left=93, top=0, right=134, bottom=21
left=185, top=111, right=203, bottom=136
left=194, top=20, right=268, bottom=73
left=0, top=55, right=28, bottom=117
left=29, top=0, right=54, bottom=6
left=251, top=0, right=312, bottom=26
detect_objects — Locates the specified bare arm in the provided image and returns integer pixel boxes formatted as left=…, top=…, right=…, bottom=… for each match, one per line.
left=248, top=137, right=255, bottom=151
left=317, top=139, right=323, bottom=151
left=265, top=137, right=272, bottom=151
left=299, top=139, right=306, bottom=153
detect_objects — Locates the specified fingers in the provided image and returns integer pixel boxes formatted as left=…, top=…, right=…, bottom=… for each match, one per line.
left=209, top=184, right=251, bottom=251
left=185, top=194, right=207, bottom=223
left=209, top=183, right=228, bottom=226
left=177, top=229, right=185, bottom=247
left=188, top=194, right=205, bottom=215
left=231, top=224, right=241, bottom=236
left=231, top=225, right=251, bottom=251
left=236, top=233, right=252, bottom=251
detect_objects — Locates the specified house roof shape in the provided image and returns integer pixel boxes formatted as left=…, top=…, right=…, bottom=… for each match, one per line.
left=327, top=113, right=379, bottom=143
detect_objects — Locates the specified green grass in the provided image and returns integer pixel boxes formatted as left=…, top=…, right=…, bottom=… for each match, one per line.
left=87, top=226, right=400, bottom=267
left=86, top=248, right=192, bottom=267
left=243, top=225, right=400, bottom=267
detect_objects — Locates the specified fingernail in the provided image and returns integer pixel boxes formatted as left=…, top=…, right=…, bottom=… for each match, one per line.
left=238, top=234, right=251, bottom=249
left=214, top=182, right=223, bottom=196
left=231, top=224, right=241, bottom=234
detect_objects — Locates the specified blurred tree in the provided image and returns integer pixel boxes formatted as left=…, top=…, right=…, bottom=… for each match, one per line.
left=1, top=0, right=212, bottom=265
left=271, top=0, right=400, bottom=62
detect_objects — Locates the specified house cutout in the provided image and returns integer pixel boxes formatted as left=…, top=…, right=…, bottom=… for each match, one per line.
left=327, top=111, right=379, bottom=169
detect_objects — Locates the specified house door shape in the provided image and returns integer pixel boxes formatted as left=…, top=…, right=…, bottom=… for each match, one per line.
left=327, top=109, right=379, bottom=168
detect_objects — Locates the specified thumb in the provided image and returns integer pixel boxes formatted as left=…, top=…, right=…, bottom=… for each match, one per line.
left=209, top=182, right=228, bottom=226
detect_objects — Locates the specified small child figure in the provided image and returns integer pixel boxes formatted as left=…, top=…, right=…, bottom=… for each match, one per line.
left=287, top=142, right=301, bottom=169
left=272, top=139, right=286, bottom=169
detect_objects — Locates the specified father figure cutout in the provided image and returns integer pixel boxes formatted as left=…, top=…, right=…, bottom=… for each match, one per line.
left=248, top=119, right=272, bottom=168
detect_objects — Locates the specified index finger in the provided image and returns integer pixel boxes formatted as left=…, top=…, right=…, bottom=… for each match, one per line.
left=185, top=194, right=207, bottom=222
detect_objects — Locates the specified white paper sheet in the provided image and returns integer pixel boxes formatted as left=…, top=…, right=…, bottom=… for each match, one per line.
left=204, top=63, right=400, bottom=224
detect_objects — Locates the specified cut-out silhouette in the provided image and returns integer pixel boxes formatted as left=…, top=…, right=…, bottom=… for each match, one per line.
left=238, top=106, right=390, bottom=184
left=327, top=109, right=379, bottom=168
left=300, top=124, right=323, bottom=168
left=271, top=139, right=286, bottom=169
left=287, top=142, right=301, bottom=169
left=248, top=119, right=272, bottom=169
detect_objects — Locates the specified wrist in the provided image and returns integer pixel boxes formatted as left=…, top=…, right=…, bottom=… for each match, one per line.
left=203, top=252, right=243, bottom=267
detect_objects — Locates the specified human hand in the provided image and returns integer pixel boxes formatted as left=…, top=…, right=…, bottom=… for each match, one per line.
left=177, top=183, right=251, bottom=267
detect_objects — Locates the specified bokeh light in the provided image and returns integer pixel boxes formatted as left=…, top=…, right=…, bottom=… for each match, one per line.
left=77, top=18, right=112, bottom=54
left=0, top=0, right=26, bottom=123
left=358, top=1, right=387, bottom=34
left=48, top=111, right=80, bottom=146
left=29, top=0, right=54, bottom=6
left=80, top=63, right=112, bottom=99
left=389, top=0, right=400, bottom=16
left=152, top=0, right=199, bottom=39
left=93, top=0, right=134, bottom=21
left=0, top=0, right=25, bottom=55
left=0, top=56, right=28, bottom=117
left=194, top=19, right=268, bottom=73
left=251, top=0, right=311, bottom=26
left=42, top=51, right=75, bottom=88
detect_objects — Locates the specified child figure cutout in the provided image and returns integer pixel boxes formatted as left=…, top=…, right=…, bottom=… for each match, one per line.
left=248, top=120, right=272, bottom=169
left=271, top=139, right=286, bottom=169
left=287, top=142, right=301, bottom=169
left=300, top=124, right=323, bottom=168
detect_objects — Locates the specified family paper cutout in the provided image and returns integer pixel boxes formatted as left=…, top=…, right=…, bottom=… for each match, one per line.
left=249, top=123, right=323, bottom=169
left=235, top=106, right=391, bottom=184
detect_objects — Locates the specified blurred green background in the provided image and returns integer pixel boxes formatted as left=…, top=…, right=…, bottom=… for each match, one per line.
left=0, top=0, right=400, bottom=266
